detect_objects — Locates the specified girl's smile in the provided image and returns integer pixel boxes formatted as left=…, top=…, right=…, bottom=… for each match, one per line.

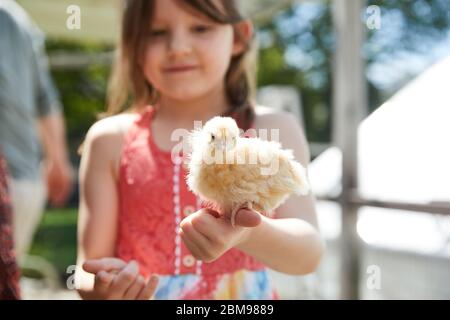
left=163, top=64, right=200, bottom=73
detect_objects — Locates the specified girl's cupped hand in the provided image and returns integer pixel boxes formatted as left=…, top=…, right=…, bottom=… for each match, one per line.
left=179, top=208, right=261, bottom=262
left=82, top=258, right=159, bottom=300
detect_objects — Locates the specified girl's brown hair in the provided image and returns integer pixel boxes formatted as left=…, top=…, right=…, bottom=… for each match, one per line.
left=107, top=0, right=257, bottom=129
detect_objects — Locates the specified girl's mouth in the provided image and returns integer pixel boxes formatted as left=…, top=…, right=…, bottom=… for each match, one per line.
left=164, top=65, right=199, bottom=73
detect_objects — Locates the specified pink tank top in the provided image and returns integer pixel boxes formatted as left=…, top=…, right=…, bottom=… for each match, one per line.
left=115, top=106, right=265, bottom=278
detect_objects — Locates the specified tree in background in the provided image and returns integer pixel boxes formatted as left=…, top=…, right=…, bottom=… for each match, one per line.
left=257, top=0, right=450, bottom=143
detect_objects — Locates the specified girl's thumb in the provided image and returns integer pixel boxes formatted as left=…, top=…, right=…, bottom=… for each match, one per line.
left=234, top=209, right=261, bottom=228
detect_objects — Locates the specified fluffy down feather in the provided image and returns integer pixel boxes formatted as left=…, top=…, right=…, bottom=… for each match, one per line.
left=186, top=116, right=310, bottom=226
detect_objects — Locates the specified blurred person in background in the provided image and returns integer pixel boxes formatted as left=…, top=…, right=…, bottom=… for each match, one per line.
left=0, top=150, right=20, bottom=300
left=0, top=0, right=74, bottom=262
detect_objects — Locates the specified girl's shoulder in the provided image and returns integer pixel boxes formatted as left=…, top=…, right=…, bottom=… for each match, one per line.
left=82, top=112, right=140, bottom=172
left=253, top=104, right=299, bottom=130
left=86, top=112, right=139, bottom=139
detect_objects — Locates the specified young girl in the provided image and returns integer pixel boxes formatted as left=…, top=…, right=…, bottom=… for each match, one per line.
left=75, top=0, right=324, bottom=300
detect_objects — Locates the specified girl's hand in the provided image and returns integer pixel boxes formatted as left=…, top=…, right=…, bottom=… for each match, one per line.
left=82, top=258, right=159, bottom=300
left=179, top=208, right=261, bottom=262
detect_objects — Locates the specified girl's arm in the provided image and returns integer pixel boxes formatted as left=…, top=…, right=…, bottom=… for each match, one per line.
left=236, top=215, right=323, bottom=275
left=236, top=109, right=324, bottom=275
left=76, top=120, right=120, bottom=297
left=75, top=116, right=157, bottom=299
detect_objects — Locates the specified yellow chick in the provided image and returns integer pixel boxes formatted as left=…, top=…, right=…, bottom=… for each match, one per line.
left=186, top=116, right=310, bottom=227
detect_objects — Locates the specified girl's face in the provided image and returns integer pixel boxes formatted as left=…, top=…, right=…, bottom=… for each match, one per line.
left=141, top=0, right=241, bottom=103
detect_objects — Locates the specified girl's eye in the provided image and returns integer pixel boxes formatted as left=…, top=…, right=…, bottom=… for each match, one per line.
left=192, top=25, right=211, bottom=33
left=149, top=29, right=167, bottom=37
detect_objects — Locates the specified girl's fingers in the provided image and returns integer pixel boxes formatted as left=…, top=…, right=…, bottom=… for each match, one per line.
left=202, top=208, right=220, bottom=218
left=123, top=275, right=146, bottom=300
left=180, top=220, right=212, bottom=248
left=137, top=274, right=159, bottom=300
left=110, top=260, right=139, bottom=298
left=83, top=258, right=127, bottom=274
left=187, top=210, right=229, bottom=241
left=179, top=228, right=207, bottom=260
left=93, top=270, right=115, bottom=296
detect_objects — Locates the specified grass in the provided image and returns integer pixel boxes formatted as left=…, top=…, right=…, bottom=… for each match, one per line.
left=24, top=208, right=78, bottom=281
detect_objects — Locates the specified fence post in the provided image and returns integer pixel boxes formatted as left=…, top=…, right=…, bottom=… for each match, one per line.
left=332, top=0, right=368, bottom=299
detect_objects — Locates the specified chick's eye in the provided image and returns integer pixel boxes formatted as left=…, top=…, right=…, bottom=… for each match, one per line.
left=210, top=134, right=215, bottom=141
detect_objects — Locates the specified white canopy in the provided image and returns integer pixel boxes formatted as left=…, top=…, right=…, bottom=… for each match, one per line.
left=310, top=54, right=450, bottom=205
left=358, top=55, right=450, bottom=204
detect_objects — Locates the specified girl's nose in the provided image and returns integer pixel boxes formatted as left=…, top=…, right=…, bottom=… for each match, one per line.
left=168, top=31, right=193, bottom=58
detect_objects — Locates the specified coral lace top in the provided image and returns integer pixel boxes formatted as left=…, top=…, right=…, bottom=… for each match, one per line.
left=115, top=106, right=278, bottom=299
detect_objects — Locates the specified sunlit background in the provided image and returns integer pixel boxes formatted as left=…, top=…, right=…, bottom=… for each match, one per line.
left=11, top=0, right=450, bottom=299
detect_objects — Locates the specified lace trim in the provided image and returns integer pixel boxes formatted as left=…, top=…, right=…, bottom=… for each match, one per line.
left=173, top=154, right=203, bottom=276
left=173, top=155, right=182, bottom=275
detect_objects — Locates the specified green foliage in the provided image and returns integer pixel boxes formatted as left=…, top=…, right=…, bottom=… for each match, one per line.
left=257, top=0, right=450, bottom=143
left=257, top=3, right=333, bottom=143
left=27, top=208, right=78, bottom=281
left=52, top=65, right=109, bottom=158
left=46, top=39, right=113, bottom=164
